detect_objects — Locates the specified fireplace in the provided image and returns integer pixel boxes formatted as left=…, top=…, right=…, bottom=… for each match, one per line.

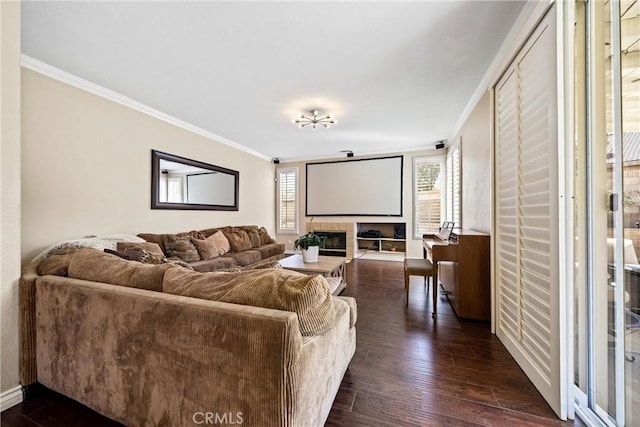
left=315, top=231, right=347, bottom=257
left=306, top=222, right=356, bottom=259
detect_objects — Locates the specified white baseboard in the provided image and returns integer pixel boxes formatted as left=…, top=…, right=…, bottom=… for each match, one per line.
left=0, top=386, right=23, bottom=411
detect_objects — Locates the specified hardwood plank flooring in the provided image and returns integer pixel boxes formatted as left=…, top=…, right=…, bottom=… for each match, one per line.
left=1, top=259, right=583, bottom=426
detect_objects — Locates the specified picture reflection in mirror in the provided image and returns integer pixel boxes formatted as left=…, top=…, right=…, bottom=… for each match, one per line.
left=151, top=150, right=239, bottom=211
left=159, top=160, right=236, bottom=205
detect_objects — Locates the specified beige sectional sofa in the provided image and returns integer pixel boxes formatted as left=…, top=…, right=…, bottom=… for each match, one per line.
left=20, top=235, right=356, bottom=426
left=137, top=225, right=286, bottom=272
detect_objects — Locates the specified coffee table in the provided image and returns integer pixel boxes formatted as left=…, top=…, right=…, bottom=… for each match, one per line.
left=278, top=254, right=347, bottom=295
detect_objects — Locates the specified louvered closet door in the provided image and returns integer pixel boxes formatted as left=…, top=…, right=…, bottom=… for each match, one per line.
left=494, top=6, right=563, bottom=418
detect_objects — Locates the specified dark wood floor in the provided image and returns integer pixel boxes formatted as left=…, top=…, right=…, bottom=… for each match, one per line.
left=2, top=259, right=584, bottom=426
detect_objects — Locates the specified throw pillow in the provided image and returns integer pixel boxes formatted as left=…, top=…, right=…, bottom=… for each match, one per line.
left=241, top=226, right=261, bottom=248
left=163, top=235, right=200, bottom=262
left=192, top=238, right=219, bottom=260
left=116, top=241, right=165, bottom=256
left=223, top=228, right=252, bottom=252
left=162, top=268, right=336, bottom=336
left=207, top=231, right=231, bottom=256
left=258, top=227, right=273, bottom=245
left=137, top=233, right=170, bottom=254
left=105, top=248, right=144, bottom=262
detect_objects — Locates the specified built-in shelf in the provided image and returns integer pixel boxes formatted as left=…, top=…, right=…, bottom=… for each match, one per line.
left=356, top=222, right=406, bottom=259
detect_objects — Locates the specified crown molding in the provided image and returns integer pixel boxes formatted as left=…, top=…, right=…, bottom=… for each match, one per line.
left=20, top=55, right=271, bottom=161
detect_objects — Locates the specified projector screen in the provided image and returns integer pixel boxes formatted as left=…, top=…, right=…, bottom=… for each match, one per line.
left=306, top=156, right=403, bottom=216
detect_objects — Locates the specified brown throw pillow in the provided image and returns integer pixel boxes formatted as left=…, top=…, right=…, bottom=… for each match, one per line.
left=137, top=233, right=170, bottom=254
left=223, top=228, right=252, bottom=252
left=192, top=238, right=219, bottom=260
left=208, top=231, right=231, bottom=255
left=258, top=227, right=273, bottom=245
left=163, top=235, right=200, bottom=262
left=241, top=226, right=261, bottom=248
left=117, top=241, right=164, bottom=256
left=105, top=248, right=144, bottom=262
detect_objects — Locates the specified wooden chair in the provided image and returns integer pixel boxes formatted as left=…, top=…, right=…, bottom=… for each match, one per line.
left=404, top=258, right=434, bottom=306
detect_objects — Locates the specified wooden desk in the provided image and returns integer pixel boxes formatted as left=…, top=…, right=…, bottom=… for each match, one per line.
left=423, top=230, right=490, bottom=320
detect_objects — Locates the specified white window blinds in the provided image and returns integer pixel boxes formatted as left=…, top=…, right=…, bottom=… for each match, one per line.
left=414, top=156, right=444, bottom=238
left=446, top=145, right=461, bottom=226
left=277, top=167, right=298, bottom=234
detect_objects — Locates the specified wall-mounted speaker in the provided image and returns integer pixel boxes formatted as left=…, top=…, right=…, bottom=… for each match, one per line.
left=273, top=158, right=280, bottom=164
left=346, top=152, right=354, bottom=158
left=435, top=141, right=445, bottom=150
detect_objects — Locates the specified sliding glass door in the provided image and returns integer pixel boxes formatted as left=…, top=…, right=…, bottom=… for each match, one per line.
left=574, top=0, right=639, bottom=425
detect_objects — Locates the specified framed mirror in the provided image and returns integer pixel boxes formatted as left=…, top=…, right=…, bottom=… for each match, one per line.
left=151, top=150, right=239, bottom=211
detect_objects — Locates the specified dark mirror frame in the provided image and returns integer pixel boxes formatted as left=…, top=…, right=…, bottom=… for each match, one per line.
left=151, top=150, right=239, bottom=211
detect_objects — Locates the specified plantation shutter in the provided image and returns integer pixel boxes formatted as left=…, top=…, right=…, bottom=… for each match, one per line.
left=452, top=147, right=460, bottom=225
left=446, top=145, right=461, bottom=226
left=277, top=168, right=298, bottom=233
left=494, top=7, right=563, bottom=418
left=414, top=157, right=444, bottom=237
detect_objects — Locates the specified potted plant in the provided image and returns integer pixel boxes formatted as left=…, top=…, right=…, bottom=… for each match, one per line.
left=294, top=231, right=328, bottom=263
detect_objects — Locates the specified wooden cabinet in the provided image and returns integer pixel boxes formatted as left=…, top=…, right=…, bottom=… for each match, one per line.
left=424, top=230, right=490, bottom=321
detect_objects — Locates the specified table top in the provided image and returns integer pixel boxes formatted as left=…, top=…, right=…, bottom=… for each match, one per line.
left=279, top=254, right=346, bottom=274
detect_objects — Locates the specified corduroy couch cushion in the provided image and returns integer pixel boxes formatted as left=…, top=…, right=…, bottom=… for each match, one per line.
left=37, top=247, right=77, bottom=277
left=162, top=268, right=336, bottom=336
left=68, top=248, right=174, bottom=292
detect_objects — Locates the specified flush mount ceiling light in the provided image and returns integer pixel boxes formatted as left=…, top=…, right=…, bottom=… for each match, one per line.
left=293, top=110, right=337, bottom=130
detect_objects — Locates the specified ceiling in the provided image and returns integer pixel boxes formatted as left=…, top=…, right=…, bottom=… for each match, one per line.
left=21, top=1, right=527, bottom=161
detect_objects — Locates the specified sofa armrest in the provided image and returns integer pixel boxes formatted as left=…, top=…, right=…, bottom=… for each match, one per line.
left=35, top=276, right=303, bottom=427
left=335, top=296, right=357, bottom=329
left=20, top=261, right=42, bottom=386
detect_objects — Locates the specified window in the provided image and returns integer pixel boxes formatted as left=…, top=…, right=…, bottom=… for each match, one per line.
left=445, top=143, right=461, bottom=226
left=277, top=167, right=298, bottom=234
left=413, top=156, right=445, bottom=238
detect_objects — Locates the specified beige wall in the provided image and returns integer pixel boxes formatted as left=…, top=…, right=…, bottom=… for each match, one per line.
left=452, top=91, right=491, bottom=233
left=1, top=0, right=22, bottom=396
left=276, top=149, right=442, bottom=258
left=21, top=69, right=275, bottom=261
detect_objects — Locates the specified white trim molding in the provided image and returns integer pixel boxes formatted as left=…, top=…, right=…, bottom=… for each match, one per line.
left=0, top=386, right=23, bottom=411
left=20, top=55, right=271, bottom=162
